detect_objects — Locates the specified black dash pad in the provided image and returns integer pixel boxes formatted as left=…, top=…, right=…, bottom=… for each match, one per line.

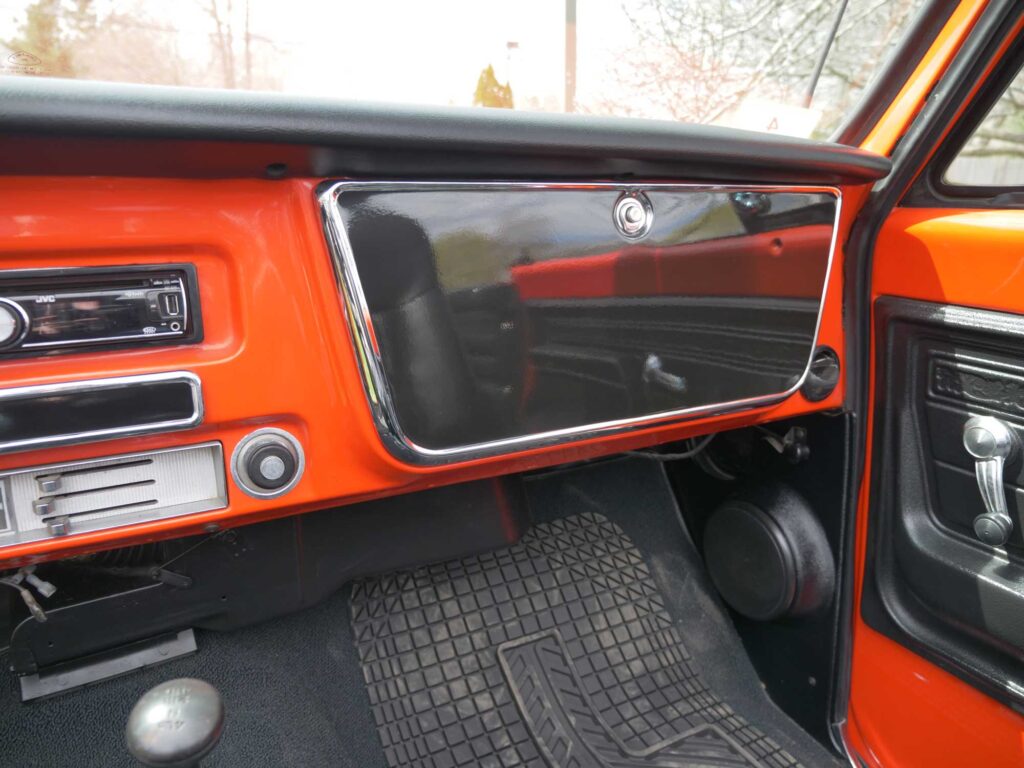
left=350, top=512, right=800, bottom=768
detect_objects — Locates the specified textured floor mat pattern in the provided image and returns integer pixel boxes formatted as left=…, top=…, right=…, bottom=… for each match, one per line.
left=350, top=513, right=801, bottom=768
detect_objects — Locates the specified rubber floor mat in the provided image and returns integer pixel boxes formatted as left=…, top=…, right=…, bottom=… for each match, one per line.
left=350, top=513, right=802, bottom=768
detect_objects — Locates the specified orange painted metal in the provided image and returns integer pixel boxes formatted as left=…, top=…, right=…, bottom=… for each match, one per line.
left=848, top=5, right=1024, bottom=762
left=862, top=1, right=987, bottom=157
left=0, top=175, right=858, bottom=566
left=874, top=208, right=1024, bottom=311
left=846, top=625, right=1024, bottom=768
left=846, top=207, right=1024, bottom=765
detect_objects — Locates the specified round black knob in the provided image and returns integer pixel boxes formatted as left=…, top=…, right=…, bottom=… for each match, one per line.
left=801, top=346, right=840, bottom=402
left=230, top=428, right=305, bottom=499
left=245, top=443, right=296, bottom=490
left=125, top=678, right=224, bottom=768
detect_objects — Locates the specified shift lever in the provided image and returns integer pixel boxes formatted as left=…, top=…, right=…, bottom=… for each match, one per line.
left=963, top=415, right=1019, bottom=547
left=125, top=678, right=224, bottom=768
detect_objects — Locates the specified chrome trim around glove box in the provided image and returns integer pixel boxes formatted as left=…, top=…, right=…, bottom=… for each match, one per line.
left=319, top=180, right=841, bottom=466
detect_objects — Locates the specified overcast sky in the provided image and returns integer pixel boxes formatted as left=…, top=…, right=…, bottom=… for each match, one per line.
left=0, top=0, right=640, bottom=113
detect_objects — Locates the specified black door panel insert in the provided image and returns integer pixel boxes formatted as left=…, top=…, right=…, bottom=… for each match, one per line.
left=864, top=296, right=1024, bottom=711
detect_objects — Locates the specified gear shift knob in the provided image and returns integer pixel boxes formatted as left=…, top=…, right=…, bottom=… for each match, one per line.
left=125, top=678, right=224, bottom=768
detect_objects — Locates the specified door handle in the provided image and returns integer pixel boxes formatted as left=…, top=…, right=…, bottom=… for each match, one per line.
left=642, top=354, right=687, bottom=394
left=963, top=415, right=1018, bottom=546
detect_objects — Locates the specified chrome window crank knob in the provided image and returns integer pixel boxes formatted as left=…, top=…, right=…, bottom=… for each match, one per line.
left=963, top=415, right=1018, bottom=547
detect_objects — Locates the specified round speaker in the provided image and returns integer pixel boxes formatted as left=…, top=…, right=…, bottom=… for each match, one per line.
left=702, top=483, right=834, bottom=621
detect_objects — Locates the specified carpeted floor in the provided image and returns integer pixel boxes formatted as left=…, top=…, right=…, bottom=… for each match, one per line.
left=0, top=457, right=840, bottom=768
left=0, top=583, right=385, bottom=768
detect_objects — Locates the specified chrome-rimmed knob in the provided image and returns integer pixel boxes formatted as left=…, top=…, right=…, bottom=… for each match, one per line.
left=0, top=298, right=29, bottom=350
left=230, top=427, right=305, bottom=500
left=613, top=193, right=653, bottom=239
left=963, top=415, right=1018, bottom=547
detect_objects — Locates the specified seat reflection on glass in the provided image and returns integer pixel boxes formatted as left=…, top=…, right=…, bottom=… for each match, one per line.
left=325, top=183, right=837, bottom=459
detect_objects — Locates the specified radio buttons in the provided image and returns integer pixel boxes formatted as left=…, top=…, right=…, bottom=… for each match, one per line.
left=0, top=298, right=28, bottom=350
left=46, top=516, right=71, bottom=537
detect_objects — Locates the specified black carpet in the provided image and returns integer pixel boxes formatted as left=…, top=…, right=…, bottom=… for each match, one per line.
left=0, top=584, right=386, bottom=768
left=0, top=457, right=839, bottom=768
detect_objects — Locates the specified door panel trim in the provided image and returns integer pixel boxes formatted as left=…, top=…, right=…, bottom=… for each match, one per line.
left=863, top=296, right=1024, bottom=712
left=838, top=3, right=1024, bottom=758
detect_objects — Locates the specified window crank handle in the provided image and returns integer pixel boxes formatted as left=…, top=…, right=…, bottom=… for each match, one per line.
left=962, top=416, right=1018, bottom=547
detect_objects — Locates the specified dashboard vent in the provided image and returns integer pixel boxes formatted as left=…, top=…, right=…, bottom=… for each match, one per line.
left=0, top=442, right=226, bottom=547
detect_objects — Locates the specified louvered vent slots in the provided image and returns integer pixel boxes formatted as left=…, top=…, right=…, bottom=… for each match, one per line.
left=33, top=459, right=158, bottom=522
left=0, top=443, right=226, bottom=546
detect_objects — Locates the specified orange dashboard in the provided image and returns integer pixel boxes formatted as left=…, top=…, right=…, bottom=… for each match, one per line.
left=0, top=176, right=857, bottom=567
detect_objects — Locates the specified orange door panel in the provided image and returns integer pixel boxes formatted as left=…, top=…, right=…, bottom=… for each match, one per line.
left=848, top=208, right=1024, bottom=766
left=841, top=3, right=1024, bottom=763
left=847, top=626, right=1024, bottom=768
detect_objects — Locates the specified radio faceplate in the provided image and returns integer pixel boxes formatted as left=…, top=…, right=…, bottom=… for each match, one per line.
left=0, top=264, right=202, bottom=356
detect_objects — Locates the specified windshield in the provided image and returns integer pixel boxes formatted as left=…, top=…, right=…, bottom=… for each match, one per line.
left=0, top=0, right=926, bottom=139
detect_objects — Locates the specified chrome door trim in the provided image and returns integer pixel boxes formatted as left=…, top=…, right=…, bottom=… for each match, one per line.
left=319, top=180, right=842, bottom=466
left=0, top=371, right=204, bottom=454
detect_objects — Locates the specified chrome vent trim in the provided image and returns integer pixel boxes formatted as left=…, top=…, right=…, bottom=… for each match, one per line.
left=0, top=371, right=204, bottom=455
left=0, top=442, right=227, bottom=547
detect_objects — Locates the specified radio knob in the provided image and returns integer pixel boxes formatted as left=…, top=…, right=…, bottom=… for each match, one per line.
left=230, top=428, right=305, bottom=499
left=0, top=299, right=27, bottom=349
left=245, top=444, right=296, bottom=490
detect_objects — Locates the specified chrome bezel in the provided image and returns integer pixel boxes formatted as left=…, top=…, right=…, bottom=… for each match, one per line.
left=613, top=191, right=654, bottom=239
left=0, top=272, right=191, bottom=351
left=0, top=297, right=30, bottom=350
left=0, top=441, right=227, bottom=547
left=0, top=371, right=204, bottom=454
left=318, top=180, right=842, bottom=466
left=230, top=427, right=306, bottom=500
